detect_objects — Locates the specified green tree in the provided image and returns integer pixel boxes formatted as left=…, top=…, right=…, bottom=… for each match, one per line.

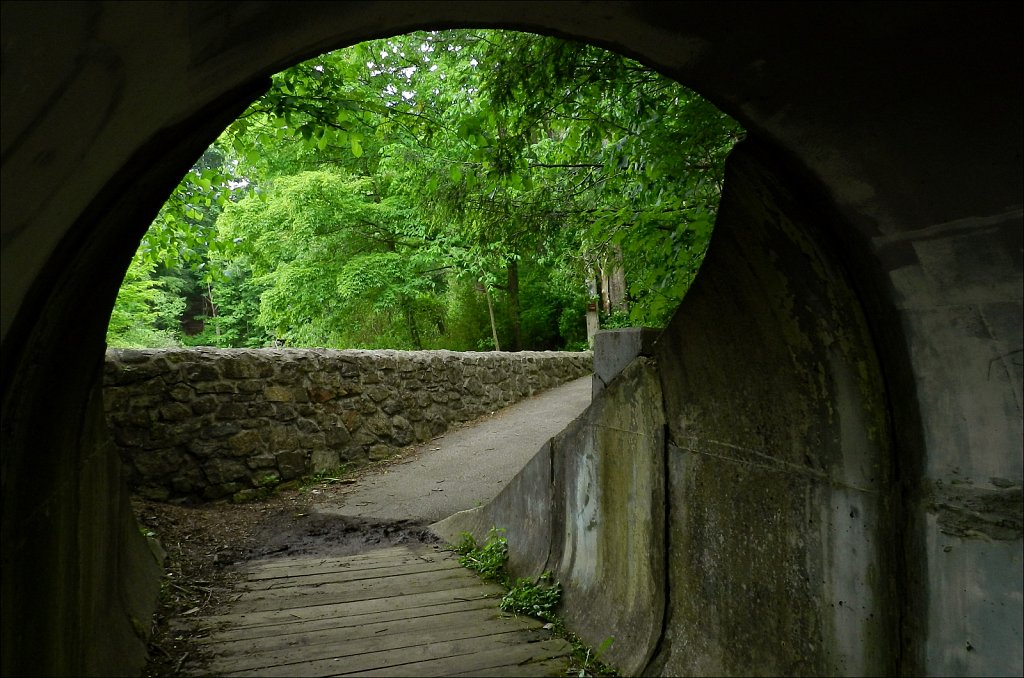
left=216, top=169, right=445, bottom=348
left=106, top=254, right=184, bottom=348
left=109, top=29, right=742, bottom=349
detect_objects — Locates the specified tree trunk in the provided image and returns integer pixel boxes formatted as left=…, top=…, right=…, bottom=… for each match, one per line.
left=484, top=286, right=501, bottom=351
left=602, top=245, right=628, bottom=312
left=401, top=297, right=423, bottom=349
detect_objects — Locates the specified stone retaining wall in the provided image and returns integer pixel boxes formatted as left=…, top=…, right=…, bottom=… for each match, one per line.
left=103, top=348, right=592, bottom=502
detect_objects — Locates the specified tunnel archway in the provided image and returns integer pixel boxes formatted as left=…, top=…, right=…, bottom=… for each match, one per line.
left=2, top=3, right=1020, bottom=677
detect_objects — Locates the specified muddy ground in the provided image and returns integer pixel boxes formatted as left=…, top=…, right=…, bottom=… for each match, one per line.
left=134, top=457, right=444, bottom=677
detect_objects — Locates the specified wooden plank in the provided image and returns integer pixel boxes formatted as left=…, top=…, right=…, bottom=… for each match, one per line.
left=181, top=542, right=580, bottom=678
left=199, top=597, right=498, bottom=643
left=203, top=606, right=540, bottom=660
left=239, top=546, right=452, bottom=577
left=218, top=629, right=553, bottom=677
left=197, top=584, right=500, bottom=630
left=209, top=622, right=552, bottom=675
left=236, top=558, right=457, bottom=591
left=346, top=638, right=573, bottom=677
left=223, top=569, right=490, bottom=614
left=246, top=545, right=418, bottom=566
left=242, top=553, right=449, bottom=580
left=448, top=656, right=574, bottom=677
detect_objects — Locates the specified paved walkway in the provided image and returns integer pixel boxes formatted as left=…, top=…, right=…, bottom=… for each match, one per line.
left=320, top=375, right=593, bottom=523
left=187, top=376, right=594, bottom=677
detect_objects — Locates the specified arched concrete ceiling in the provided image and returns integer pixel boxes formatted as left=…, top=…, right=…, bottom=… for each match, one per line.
left=2, top=5, right=1021, bottom=677
left=2, top=1, right=1021, bottom=346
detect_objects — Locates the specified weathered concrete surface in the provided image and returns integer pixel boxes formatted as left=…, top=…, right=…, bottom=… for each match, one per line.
left=591, top=327, right=660, bottom=398
left=433, top=441, right=557, bottom=582
left=0, top=364, right=165, bottom=676
left=435, top=357, right=665, bottom=675
left=2, top=4, right=1021, bottom=676
left=647, top=141, right=899, bottom=676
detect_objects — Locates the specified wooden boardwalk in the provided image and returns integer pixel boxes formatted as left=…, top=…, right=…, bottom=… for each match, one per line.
left=184, top=543, right=573, bottom=677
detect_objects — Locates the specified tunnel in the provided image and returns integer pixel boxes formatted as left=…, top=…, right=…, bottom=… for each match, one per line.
left=2, top=2, right=1021, bottom=676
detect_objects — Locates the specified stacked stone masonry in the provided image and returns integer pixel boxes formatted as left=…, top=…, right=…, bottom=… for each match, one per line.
left=103, top=348, right=592, bottom=502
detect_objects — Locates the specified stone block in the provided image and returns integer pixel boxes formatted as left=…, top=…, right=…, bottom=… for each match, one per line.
left=296, top=418, right=319, bottom=434
left=202, top=458, right=248, bottom=485
left=267, top=425, right=294, bottom=448
left=340, top=409, right=362, bottom=432
left=391, top=415, right=414, bottom=446
left=412, top=421, right=434, bottom=442
left=364, top=413, right=393, bottom=437
left=275, top=450, right=307, bottom=480
left=216, top=402, right=248, bottom=419
left=227, top=429, right=262, bottom=456
left=125, top=409, right=155, bottom=427
left=193, top=380, right=235, bottom=394
left=368, top=444, right=392, bottom=461
left=273, top=403, right=298, bottom=421
left=325, top=424, right=351, bottom=446
left=185, top=363, right=220, bottom=382
left=187, top=438, right=220, bottom=458
left=247, top=402, right=275, bottom=417
left=263, top=385, right=293, bottom=402
left=113, top=427, right=150, bottom=449
left=366, top=385, right=390, bottom=403
left=296, top=432, right=325, bottom=449
left=308, top=386, right=335, bottom=403
left=235, top=380, right=265, bottom=394
left=310, top=448, right=341, bottom=473
left=203, top=422, right=240, bottom=439
left=246, top=452, right=278, bottom=469
left=222, top=360, right=258, bottom=379
left=190, top=395, right=218, bottom=415
left=132, top=448, right=184, bottom=480
left=168, top=384, right=193, bottom=402
left=170, top=467, right=204, bottom=495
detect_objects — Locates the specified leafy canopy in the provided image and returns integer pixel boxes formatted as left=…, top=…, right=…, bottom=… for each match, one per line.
left=109, top=29, right=742, bottom=349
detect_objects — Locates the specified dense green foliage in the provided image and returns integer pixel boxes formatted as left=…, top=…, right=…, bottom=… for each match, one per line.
left=107, top=30, right=741, bottom=350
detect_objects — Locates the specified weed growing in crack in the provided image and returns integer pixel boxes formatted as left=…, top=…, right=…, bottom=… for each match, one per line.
left=451, top=527, right=619, bottom=676
left=454, top=527, right=508, bottom=581
left=500, top=571, right=562, bottom=621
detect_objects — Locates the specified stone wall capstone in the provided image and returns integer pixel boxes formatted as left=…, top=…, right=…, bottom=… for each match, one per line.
left=103, top=348, right=592, bottom=502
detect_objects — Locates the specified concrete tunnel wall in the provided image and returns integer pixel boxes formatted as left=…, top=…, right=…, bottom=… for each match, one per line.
left=434, top=140, right=898, bottom=675
left=2, top=3, right=1021, bottom=676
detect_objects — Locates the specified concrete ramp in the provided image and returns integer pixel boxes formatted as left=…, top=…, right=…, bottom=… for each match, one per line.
left=432, top=357, right=666, bottom=675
